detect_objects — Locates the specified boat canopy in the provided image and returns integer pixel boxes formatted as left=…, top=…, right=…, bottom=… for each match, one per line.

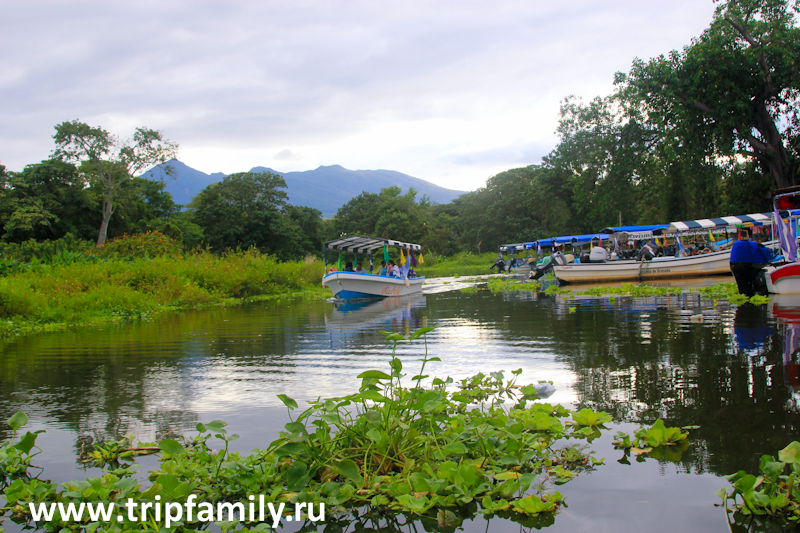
left=536, top=234, right=603, bottom=247
left=324, top=235, right=421, bottom=254
left=599, top=224, right=670, bottom=240
left=499, top=243, right=534, bottom=252
left=661, top=210, right=800, bottom=235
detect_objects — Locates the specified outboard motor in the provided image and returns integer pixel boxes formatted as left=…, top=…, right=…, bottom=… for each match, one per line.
left=530, top=252, right=568, bottom=280
left=552, top=251, right=568, bottom=266
left=637, top=242, right=660, bottom=261
left=490, top=258, right=506, bottom=272
left=730, top=237, right=772, bottom=296
left=589, top=247, right=609, bottom=263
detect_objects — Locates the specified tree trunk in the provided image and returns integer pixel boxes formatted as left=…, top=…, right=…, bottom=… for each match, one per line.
left=96, top=196, right=114, bottom=246
left=747, top=98, right=796, bottom=190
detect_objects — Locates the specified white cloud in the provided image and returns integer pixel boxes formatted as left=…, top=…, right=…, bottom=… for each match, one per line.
left=1, top=0, right=717, bottom=191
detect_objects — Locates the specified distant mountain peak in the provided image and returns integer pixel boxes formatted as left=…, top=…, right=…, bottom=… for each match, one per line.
left=143, top=160, right=466, bottom=217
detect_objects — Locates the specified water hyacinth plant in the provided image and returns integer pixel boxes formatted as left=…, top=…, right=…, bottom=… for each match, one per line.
left=1, top=327, right=690, bottom=532
left=717, top=441, right=800, bottom=530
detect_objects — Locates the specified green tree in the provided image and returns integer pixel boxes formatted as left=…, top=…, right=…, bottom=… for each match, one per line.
left=621, top=0, right=800, bottom=189
left=329, top=186, right=428, bottom=244
left=190, top=171, right=294, bottom=256
left=0, top=160, right=96, bottom=242
left=283, top=205, right=323, bottom=257
left=52, top=120, right=179, bottom=245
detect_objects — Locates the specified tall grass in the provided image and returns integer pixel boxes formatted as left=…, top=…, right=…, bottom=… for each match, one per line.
left=420, top=251, right=501, bottom=278
left=0, top=250, right=326, bottom=335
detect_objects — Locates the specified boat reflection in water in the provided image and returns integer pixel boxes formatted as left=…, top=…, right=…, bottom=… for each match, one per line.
left=323, top=294, right=428, bottom=349
left=768, top=294, right=800, bottom=391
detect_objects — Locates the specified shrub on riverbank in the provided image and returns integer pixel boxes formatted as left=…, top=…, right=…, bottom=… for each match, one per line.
left=0, top=250, right=326, bottom=335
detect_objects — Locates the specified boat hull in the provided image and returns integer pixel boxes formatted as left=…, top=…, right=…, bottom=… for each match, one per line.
left=765, top=264, right=800, bottom=294
left=323, top=272, right=424, bottom=299
left=554, top=250, right=732, bottom=284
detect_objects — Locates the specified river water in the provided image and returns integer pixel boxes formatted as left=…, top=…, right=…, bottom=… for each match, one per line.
left=1, top=275, right=799, bottom=532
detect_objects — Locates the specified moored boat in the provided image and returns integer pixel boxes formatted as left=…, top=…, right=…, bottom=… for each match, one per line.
left=322, top=236, right=424, bottom=299
left=554, top=213, right=780, bottom=285
left=737, top=192, right=800, bottom=295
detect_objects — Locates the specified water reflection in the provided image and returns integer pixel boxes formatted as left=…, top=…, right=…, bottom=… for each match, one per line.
left=4, top=282, right=800, bottom=530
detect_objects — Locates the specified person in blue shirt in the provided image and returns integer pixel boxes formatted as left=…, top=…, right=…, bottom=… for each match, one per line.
left=730, top=228, right=773, bottom=296
left=379, top=261, right=388, bottom=276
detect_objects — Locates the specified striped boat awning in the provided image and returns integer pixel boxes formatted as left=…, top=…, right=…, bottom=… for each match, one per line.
left=668, top=213, right=772, bottom=232
left=324, top=235, right=421, bottom=253
left=667, top=210, right=800, bottom=233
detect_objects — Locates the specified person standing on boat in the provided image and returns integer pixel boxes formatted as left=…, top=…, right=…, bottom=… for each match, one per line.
left=730, top=228, right=773, bottom=296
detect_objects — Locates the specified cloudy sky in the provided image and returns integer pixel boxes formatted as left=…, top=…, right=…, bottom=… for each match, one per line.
left=2, top=1, right=717, bottom=191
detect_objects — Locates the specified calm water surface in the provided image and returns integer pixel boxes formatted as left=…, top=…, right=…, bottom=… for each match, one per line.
left=1, top=275, right=799, bottom=532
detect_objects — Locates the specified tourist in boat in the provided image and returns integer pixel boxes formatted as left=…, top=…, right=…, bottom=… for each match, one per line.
left=379, top=261, right=387, bottom=276
left=344, top=261, right=354, bottom=272
left=388, top=260, right=401, bottom=277
left=354, top=263, right=365, bottom=273
left=730, top=229, right=773, bottom=296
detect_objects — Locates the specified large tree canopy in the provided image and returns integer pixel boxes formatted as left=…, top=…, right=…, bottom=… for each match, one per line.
left=190, top=171, right=313, bottom=259
left=621, top=0, right=800, bottom=189
left=52, top=120, right=179, bottom=245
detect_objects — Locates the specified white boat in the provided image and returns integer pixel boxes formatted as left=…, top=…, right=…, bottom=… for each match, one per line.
left=322, top=235, right=424, bottom=299
left=554, top=213, right=782, bottom=285
left=765, top=264, right=800, bottom=294
left=554, top=249, right=732, bottom=284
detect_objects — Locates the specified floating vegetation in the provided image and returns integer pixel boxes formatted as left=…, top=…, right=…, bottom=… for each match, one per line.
left=544, top=285, right=573, bottom=297
left=0, top=328, right=647, bottom=532
left=459, top=286, right=479, bottom=294
left=717, top=441, right=800, bottom=529
left=613, top=420, right=697, bottom=463
left=578, top=283, right=683, bottom=297
left=487, top=278, right=540, bottom=294
left=574, top=282, right=770, bottom=306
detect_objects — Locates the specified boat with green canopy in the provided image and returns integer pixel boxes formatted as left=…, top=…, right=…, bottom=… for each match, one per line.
left=322, top=235, right=424, bottom=299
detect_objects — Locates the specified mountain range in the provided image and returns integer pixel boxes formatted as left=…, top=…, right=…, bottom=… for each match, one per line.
left=143, top=160, right=467, bottom=217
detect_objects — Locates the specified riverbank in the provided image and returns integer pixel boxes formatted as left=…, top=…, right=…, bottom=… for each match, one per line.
left=419, top=251, right=501, bottom=278
left=0, top=250, right=328, bottom=337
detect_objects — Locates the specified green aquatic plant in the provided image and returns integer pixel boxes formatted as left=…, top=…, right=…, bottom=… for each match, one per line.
left=716, top=441, right=800, bottom=528
left=1, top=327, right=621, bottom=532
left=459, top=286, right=478, bottom=294
left=486, top=277, right=539, bottom=293
left=0, top=412, right=43, bottom=485
left=577, top=283, right=682, bottom=297
left=543, top=285, right=572, bottom=297
left=613, top=420, right=696, bottom=463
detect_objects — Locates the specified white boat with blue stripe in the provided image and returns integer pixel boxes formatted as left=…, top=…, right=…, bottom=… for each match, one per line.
left=323, top=236, right=424, bottom=300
